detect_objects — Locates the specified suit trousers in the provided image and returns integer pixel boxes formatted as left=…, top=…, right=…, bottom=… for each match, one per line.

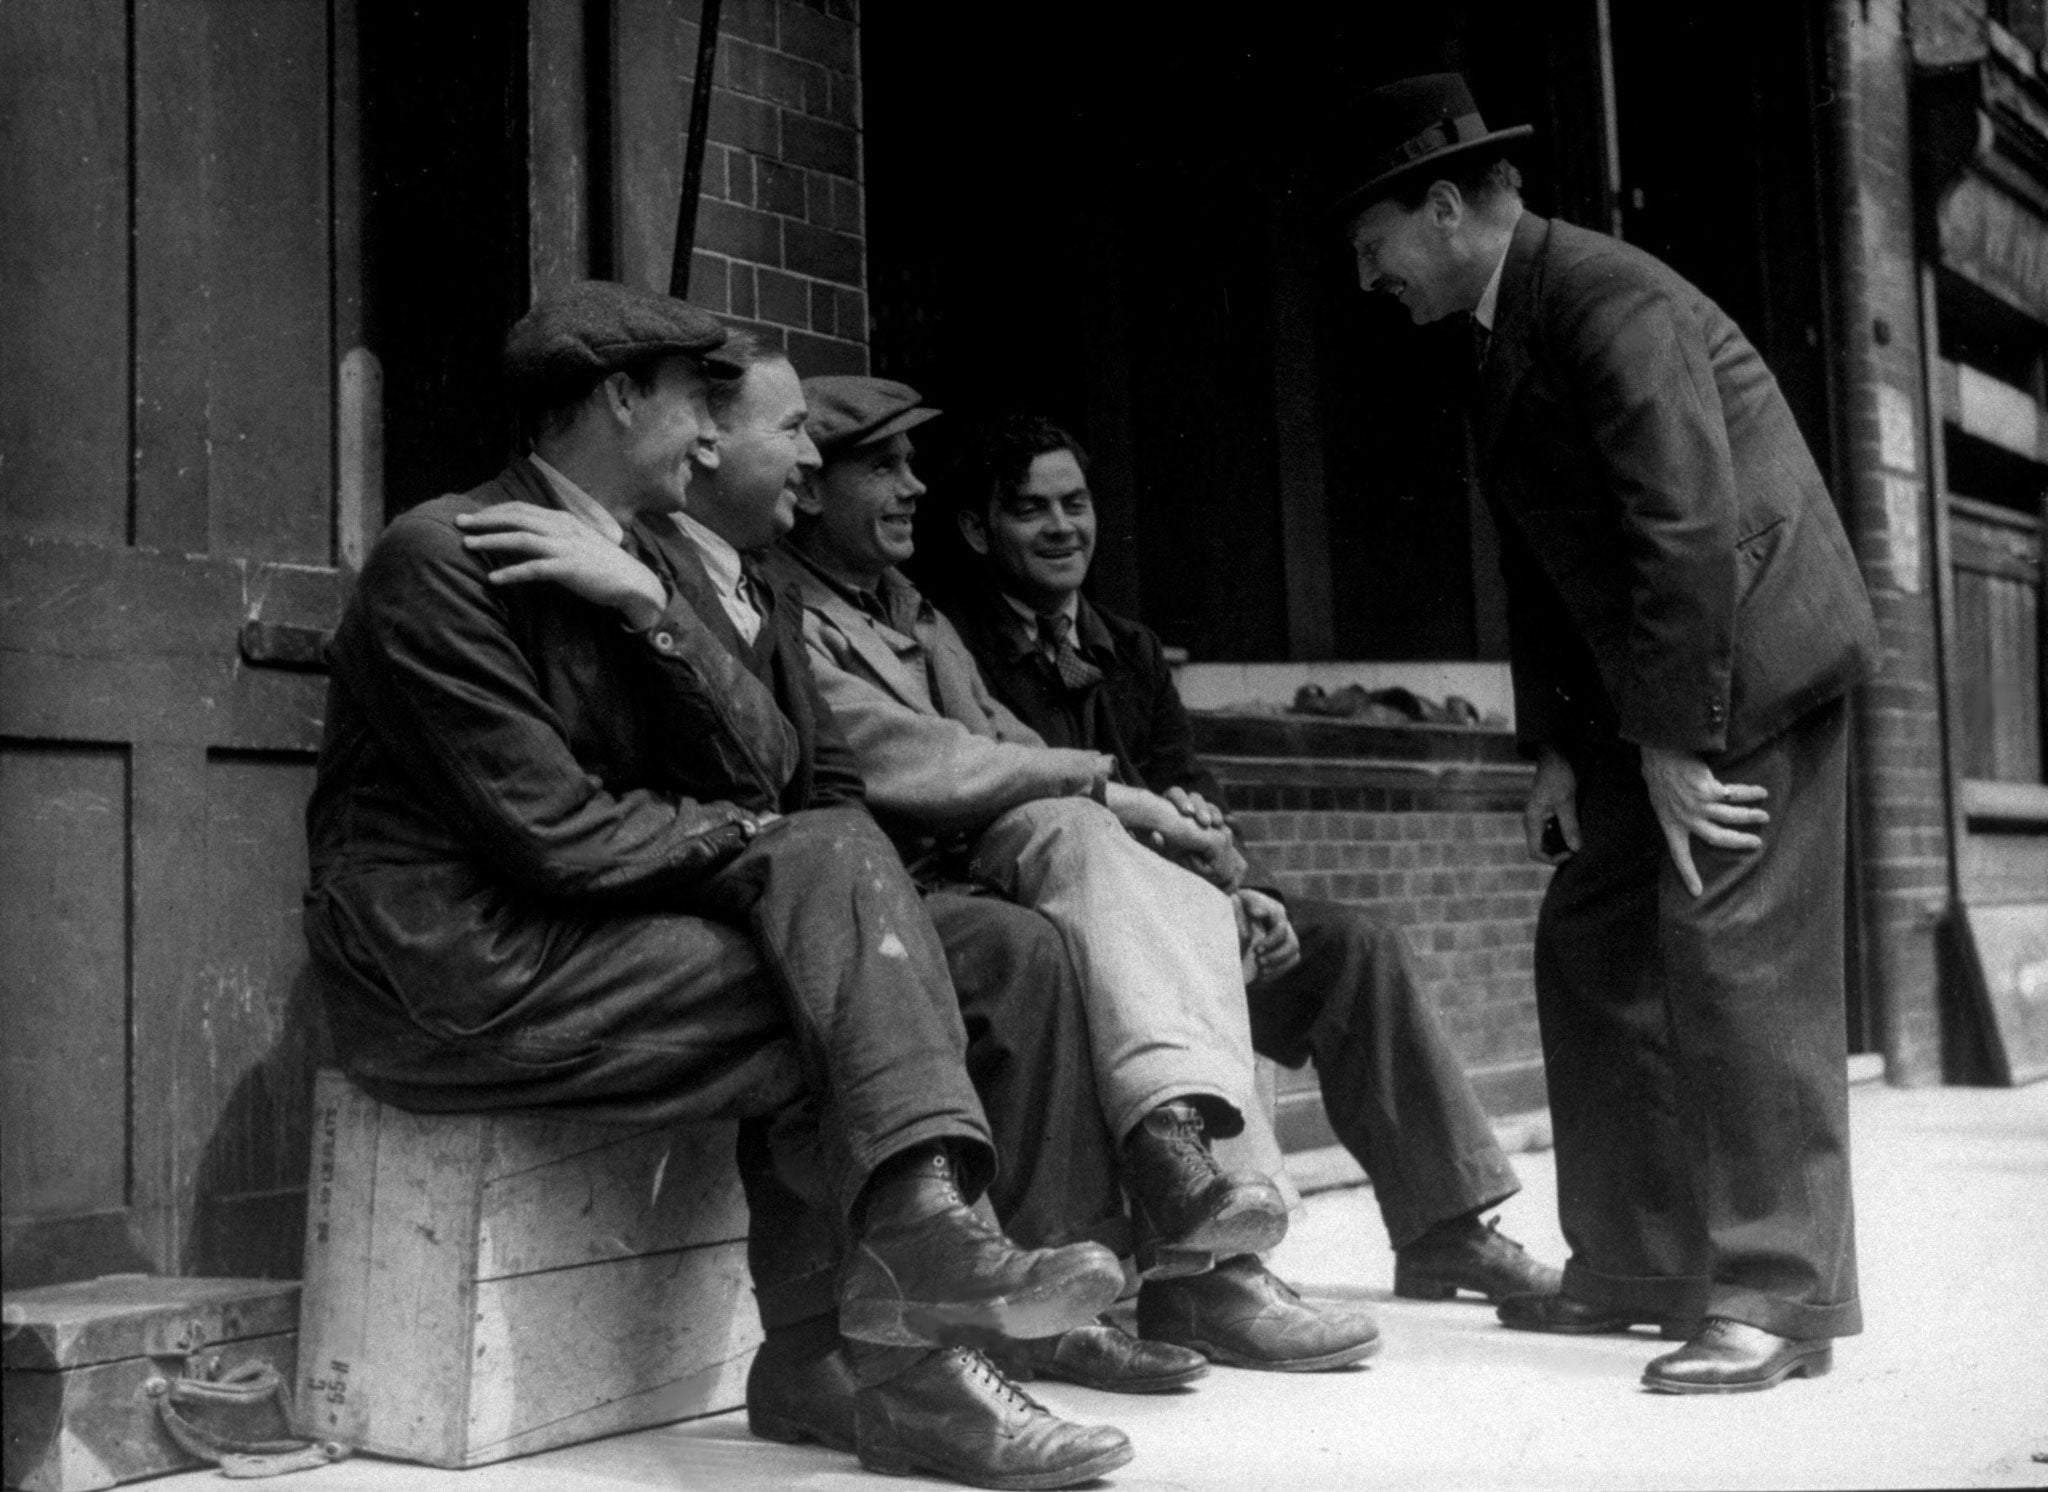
left=743, top=888, right=1130, bottom=1330
left=1539, top=700, right=1862, bottom=1339
left=965, top=797, right=1288, bottom=1189
left=1246, top=896, right=1520, bottom=1248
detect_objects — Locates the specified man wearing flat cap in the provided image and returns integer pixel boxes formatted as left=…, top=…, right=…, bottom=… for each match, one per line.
left=1326, top=73, right=1879, bottom=1392
left=775, top=374, right=1384, bottom=1379
left=302, top=281, right=1139, bottom=1491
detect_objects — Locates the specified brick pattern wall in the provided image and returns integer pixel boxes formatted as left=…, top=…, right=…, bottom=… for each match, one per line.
left=1835, top=0, right=1956, bottom=1082
left=614, top=0, right=868, bottom=374
left=1230, top=807, right=1551, bottom=1116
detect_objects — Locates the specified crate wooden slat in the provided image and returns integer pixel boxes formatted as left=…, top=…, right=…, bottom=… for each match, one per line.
left=294, top=1071, right=759, bottom=1467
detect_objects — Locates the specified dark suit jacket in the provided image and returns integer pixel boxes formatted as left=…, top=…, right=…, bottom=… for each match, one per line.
left=948, top=588, right=1217, bottom=804
left=1477, top=213, right=1877, bottom=760
left=304, top=458, right=861, bottom=1113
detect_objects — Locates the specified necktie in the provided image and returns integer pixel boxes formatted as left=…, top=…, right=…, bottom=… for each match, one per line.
left=731, top=559, right=766, bottom=645
left=1038, top=612, right=1103, bottom=692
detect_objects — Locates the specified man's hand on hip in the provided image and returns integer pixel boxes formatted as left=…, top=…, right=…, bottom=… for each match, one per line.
left=1639, top=744, right=1769, bottom=897
left=1523, top=748, right=1583, bottom=866
left=456, top=502, right=668, bottom=630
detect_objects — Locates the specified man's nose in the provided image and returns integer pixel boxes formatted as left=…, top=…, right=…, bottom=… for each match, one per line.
left=901, top=470, right=927, bottom=500
left=795, top=430, right=822, bottom=472
left=1356, top=258, right=1378, bottom=292
left=1043, top=506, right=1075, bottom=534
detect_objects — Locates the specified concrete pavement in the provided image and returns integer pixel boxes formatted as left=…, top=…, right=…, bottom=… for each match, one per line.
left=157, top=1079, right=2048, bottom=1491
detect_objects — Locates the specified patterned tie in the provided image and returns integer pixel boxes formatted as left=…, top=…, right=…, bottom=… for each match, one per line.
left=1038, top=612, right=1103, bottom=692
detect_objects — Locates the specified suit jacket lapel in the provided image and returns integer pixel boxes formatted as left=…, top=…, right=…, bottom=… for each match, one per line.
left=1474, top=211, right=1547, bottom=467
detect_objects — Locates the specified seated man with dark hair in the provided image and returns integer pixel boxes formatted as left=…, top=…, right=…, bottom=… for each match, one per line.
left=780, top=376, right=1385, bottom=1378
left=302, top=282, right=1136, bottom=1492
left=943, top=413, right=1561, bottom=1308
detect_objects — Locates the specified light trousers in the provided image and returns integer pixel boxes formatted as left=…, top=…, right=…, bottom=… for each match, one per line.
left=967, top=797, right=1288, bottom=1190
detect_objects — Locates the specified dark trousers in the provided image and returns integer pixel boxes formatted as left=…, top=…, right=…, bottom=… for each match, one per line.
left=1245, top=897, right=1520, bottom=1248
left=1539, top=700, right=1861, bottom=1339
left=744, top=888, right=1130, bottom=1329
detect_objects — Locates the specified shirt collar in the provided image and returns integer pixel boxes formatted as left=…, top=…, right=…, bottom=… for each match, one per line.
left=791, top=546, right=922, bottom=632
left=670, top=510, right=746, bottom=598
left=1473, top=212, right=1519, bottom=332
left=529, top=453, right=625, bottom=546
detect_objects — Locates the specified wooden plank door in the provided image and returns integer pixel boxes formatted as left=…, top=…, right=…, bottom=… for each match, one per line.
left=2, top=0, right=370, bottom=1285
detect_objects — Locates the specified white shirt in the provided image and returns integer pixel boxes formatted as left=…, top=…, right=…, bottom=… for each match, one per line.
left=528, top=453, right=625, bottom=546
left=1473, top=211, right=1521, bottom=333
left=670, top=511, right=763, bottom=645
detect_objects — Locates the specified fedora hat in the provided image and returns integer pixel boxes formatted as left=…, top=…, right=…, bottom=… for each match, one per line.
left=1324, top=72, right=1531, bottom=223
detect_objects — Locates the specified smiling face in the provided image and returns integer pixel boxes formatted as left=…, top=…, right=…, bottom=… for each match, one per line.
left=1347, top=191, right=1465, bottom=325
left=798, top=432, right=927, bottom=587
left=613, top=355, right=711, bottom=516
left=964, top=447, right=1097, bottom=609
left=692, top=357, right=820, bottom=550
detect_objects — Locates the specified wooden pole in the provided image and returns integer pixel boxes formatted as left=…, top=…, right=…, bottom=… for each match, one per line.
left=669, top=0, right=724, bottom=297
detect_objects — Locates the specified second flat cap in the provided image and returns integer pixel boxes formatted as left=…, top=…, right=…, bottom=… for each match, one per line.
left=803, top=376, right=942, bottom=455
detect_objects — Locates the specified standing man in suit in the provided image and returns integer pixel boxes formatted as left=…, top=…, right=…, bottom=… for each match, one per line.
left=945, top=413, right=1561, bottom=1312
left=305, top=282, right=1135, bottom=1490
left=1327, top=74, right=1879, bottom=1392
left=780, top=376, right=1386, bottom=1378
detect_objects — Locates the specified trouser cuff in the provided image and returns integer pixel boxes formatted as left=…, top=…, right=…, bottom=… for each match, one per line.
left=1708, top=1287, right=1862, bottom=1340
left=1562, top=1259, right=1712, bottom=1319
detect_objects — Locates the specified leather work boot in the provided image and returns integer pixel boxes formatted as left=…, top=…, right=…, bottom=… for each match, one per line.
left=1123, top=1101, right=1288, bottom=1279
left=1641, top=1318, right=1834, bottom=1394
left=840, top=1146, right=1124, bottom=1349
left=1004, top=1318, right=1211, bottom=1393
left=856, top=1346, right=1135, bottom=1490
left=745, top=1318, right=857, bottom=1452
left=1137, top=1254, right=1382, bottom=1371
left=1392, top=1213, right=1564, bottom=1303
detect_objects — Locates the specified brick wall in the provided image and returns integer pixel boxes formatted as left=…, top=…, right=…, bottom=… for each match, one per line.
left=611, top=0, right=868, bottom=374
left=1230, top=803, right=1551, bottom=1126
left=1193, top=718, right=1552, bottom=1139
left=1833, top=0, right=1955, bottom=1082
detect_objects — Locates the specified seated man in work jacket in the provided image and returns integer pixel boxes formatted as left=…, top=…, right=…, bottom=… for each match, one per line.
left=944, top=412, right=1560, bottom=1309
left=301, top=282, right=1133, bottom=1492
left=779, top=375, right=1385, bottom=1378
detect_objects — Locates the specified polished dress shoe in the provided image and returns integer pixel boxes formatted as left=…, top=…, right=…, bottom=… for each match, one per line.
left=1642, top=1318, right=1833, bottom=1394
left=1496, top=1291, right=1696, bottom=1338
left=1137, top=1254, right=1381, bottom=1371
left=856, top=1346, right=1135, bottom=1490
left=1007, top=1318, right=1210, bottom=1393
left=745, top=1320, right=857, bottom=1451
left=1393, top=1214, right=1563, bottom=1303
left=841, top=1146, right=1124, bottom=1349
left=1123, top=1101, right=1288, bottom=1278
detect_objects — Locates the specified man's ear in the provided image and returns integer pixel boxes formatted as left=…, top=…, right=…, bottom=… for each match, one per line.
left=957, top=506, right=990, bottom=557
left=1426, top=179, right=1464, bottom=232
left=600, top=371, right=637, bottom=427
left=793, top=471, right=826, bottom=518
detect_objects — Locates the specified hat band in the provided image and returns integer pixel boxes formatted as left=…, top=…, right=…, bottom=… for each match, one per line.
left=1370, top=111, right=1492, bottom=179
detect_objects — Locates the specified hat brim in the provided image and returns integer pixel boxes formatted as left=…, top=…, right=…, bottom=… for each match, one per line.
left=1326, top=123, right=1534, bottom=226
left=830, top=403, right=943, bottom=455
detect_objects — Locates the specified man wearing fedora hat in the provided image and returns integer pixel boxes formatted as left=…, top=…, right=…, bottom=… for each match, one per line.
left=1325, top=73, right=1879, bottom=1393
left=303, top=282, right=1139, bottom=1489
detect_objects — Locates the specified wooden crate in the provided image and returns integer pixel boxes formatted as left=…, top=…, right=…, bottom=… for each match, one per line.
left=2, top=1275, right=299, bottom=1492
left=295, top=1071, right=759, bottom=1467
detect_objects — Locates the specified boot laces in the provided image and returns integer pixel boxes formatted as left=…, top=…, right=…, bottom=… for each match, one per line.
left=953, top=1348, right=1048, bottom=1415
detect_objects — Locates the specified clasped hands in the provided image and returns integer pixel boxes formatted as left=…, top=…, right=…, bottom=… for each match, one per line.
left=1124, top=783, right=1299, bottom=983
left=1525, top=744, right=1770, bottom=896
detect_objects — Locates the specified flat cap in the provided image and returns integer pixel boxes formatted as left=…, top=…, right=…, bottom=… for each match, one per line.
left=803, top=376, right=941, bottom=456
left=503, top=279, right=741, bottom=396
